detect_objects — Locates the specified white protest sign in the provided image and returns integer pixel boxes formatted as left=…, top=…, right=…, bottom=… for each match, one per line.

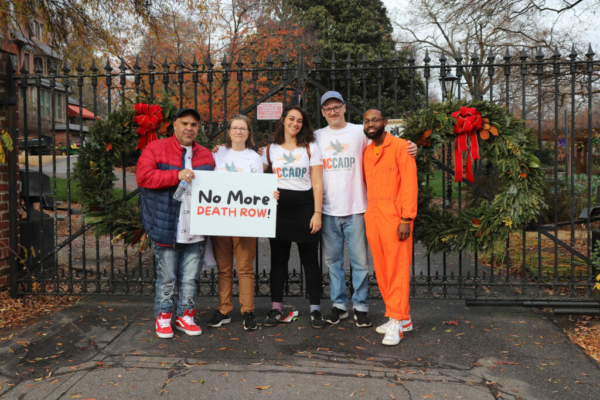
left=190, top=171, right=278, bottom=238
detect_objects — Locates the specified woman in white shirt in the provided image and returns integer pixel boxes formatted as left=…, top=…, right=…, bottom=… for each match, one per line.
left=260, top=105, right=326, bottom=329
left=208, top=114, right=263, bottom=331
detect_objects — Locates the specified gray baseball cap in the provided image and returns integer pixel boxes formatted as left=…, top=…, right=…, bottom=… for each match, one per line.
left=320, top=91, right=344, bottom=106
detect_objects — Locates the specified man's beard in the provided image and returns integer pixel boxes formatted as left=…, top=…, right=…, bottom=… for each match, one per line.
left=364, top=125, right=385, bottom=140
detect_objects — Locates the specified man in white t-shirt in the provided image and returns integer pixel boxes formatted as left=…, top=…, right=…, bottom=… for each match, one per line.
left=315, top=91, right=417, bottom=328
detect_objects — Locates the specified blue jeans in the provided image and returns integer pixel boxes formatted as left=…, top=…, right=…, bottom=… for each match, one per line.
left=322, top=214, right=369, bottom=312
left=152, top=241, right=206, bottom=317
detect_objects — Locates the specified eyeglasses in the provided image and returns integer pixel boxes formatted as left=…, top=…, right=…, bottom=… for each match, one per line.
left=230, top=127, right=249, bottom=133
left=322, top=105, right=344, bottom=114
left=363, top=118, right=384, bottom=125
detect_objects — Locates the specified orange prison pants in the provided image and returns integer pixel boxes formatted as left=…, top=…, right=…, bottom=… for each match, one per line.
left=363, top=134, right=418, bottom=321
left=211, top=236, right=256, bottom=315
left=365, top=215, right=413, bottom=320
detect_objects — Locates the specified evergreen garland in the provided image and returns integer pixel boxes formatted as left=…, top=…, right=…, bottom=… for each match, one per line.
left=403, top=100, right=546, bottom=254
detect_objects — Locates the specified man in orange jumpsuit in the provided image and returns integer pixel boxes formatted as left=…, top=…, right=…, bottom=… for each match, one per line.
left=362, top=107, right=418, bottom=346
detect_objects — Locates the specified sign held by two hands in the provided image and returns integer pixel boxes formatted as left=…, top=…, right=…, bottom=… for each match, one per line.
left=190, top=171, right=278, bottom=238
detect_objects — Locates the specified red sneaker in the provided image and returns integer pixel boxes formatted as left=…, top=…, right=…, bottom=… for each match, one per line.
left=156, top=312, right=173, bottom=339
left=175, top=309, right=202, bottom=336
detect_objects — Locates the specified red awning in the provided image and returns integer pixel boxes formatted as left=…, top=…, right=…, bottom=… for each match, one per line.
left=68, top=105, right=101, bottom=120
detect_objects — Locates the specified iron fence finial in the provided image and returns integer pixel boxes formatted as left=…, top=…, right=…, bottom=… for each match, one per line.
left=62, top=59, right=71, bottom=74
left=162, top=56, right=169, bottom=69
left=134, top=55, right=141, bottom=70
left=236, top=53, right=243, bottom=67
left=455, top=48, right=463, bottom=63
left=76, top=60, right=84, bottom=74
left=191, top=55, right=198, bottom=69
left=206, top=51, right=213, bottom=68
left=520, top=47, right=529, bottom=61
left=104, top=58, right=112, bottom=73
left=50, top=58, right=58, bottom=74
left=347, top=51, right=353, bottom=63
left=408, top=50, right=415, bottom=63
left=553, top=46, right=561, bottom=59
left=439, top=50, right=447, bottom=64
left=569, top=44, right=578, bottom=59
left=536, top=47, right=545, bottom=61
left=586, top=43, right=595, bottom=58
left=19, top=59, right=28, bottom=75
left=251, top=52, right=258, bottom=66
left=330, top=52, right=336, bottom=64
left=423, top=49, right=431, bottom=64
left=148, top=56, right=155, bottom=70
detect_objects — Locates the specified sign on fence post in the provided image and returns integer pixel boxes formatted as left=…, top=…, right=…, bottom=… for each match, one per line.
left=257, top=102, right=283, bottom=120
left=190, top=171, right=278, bottom=238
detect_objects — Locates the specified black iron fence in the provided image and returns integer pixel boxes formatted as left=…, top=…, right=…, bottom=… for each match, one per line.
left=4, top=46, right=600, bottom=304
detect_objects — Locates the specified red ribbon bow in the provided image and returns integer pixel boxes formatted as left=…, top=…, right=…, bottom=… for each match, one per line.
left=451, top=106, right=482, bottom=183
left=133, top=103, right=163, bottom=150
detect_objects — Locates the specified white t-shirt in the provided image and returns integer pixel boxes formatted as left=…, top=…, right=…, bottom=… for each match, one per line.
left=315, top=123, right=369, bottom=216
left=213, top=147, right=263, bottom=174
left=260, top=142, right=322, bottom=191
left=176, top=146, right=204, bottom=244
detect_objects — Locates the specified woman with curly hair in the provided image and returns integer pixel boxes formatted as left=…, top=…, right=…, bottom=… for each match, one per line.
left=260, top=105, right=325, bottom=329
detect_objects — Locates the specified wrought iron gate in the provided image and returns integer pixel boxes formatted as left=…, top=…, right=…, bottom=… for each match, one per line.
left=4, top=47, right=600, bottom=306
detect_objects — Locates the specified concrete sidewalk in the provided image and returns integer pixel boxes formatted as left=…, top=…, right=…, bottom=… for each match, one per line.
left=0, top=297, right=598, bottom=399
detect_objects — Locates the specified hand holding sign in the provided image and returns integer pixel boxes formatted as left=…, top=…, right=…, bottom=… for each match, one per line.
left=190, top=171, right=278, bottom=238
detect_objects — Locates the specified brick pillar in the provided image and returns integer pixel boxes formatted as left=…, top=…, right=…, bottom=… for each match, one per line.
left=0, top=164, right=15, bottom=287
left=0, top=47, right=19, bottom=289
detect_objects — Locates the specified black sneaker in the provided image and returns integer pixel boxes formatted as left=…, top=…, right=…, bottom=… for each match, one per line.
left=311, top=310, right=326, bottom=329
left=325, top=307, right=349, bottom=324
left=243, top=312, right=257, bottom=331
left=263, top=309, right=282, bottom=327
left=354, top=311, right=372, bottom=328
left=208, top=311, right=231, bottom=327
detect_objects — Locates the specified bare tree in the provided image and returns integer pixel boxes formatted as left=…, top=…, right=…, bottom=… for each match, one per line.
left=390, top=0, right=598, bottom=121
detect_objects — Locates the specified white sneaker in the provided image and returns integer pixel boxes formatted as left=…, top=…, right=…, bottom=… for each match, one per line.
left=376, top=318, right=393, bottom=334
left=382, top=320, right=403, bottom=346
left=376, top=317, right=412, bottom=334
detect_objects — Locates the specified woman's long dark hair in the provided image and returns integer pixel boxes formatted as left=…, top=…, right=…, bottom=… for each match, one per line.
left=272, top=105, right=315, bottom=147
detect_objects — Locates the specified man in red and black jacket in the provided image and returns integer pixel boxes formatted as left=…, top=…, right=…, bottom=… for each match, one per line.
left=137, top=108, right=215, bottom=339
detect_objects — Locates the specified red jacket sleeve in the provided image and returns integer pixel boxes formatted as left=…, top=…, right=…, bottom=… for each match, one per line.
left=136, top=145, right=180, bottom=189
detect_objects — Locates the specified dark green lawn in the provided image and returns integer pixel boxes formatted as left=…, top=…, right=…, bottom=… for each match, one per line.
left=426, top=170, right=460, bottom=199
left=51, top=177, right=130, bottom=203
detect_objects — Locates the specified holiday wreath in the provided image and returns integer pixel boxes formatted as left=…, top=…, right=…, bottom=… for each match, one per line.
left=403, top=100, right=546, bottom=254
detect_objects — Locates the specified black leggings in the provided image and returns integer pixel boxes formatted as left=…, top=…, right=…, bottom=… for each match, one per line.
left=269, top=239, right=321, bottom=305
